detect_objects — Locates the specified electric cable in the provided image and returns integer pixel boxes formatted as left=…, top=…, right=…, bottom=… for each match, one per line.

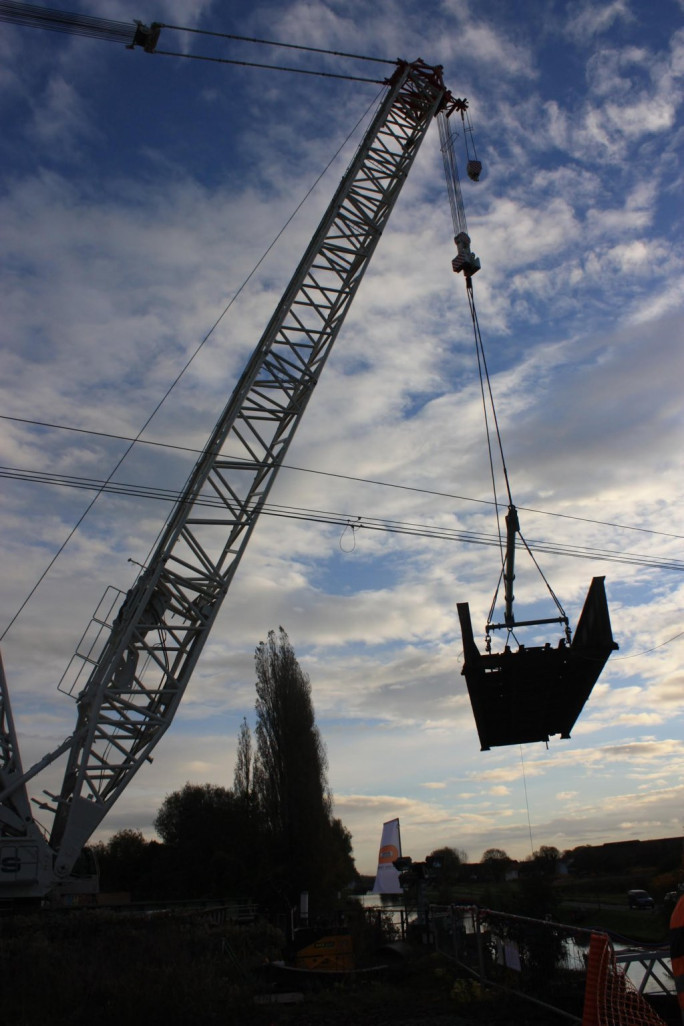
left=1, top=464, right=682, bottom=573
left=2, top=413, right=683, bottom=543
left=612, top=630, right=684, bottom=660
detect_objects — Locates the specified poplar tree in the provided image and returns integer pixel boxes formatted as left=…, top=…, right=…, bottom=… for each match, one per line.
left=233, top=716, right=253, bottom=801
left=252, top=627, right=348, bottom=904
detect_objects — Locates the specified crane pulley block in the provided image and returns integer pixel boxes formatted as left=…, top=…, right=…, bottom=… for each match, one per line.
left=451, top=231, right=480, bottom=277
left=129, top=20, right=161, bottom=52
left=457, top=576, right=618, bottom=751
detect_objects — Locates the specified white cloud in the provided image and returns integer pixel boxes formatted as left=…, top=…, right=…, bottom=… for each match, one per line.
left=28, top=75, right=94, bottom=152
left=0, top=0, right=683, bottom=881
left=565, top=1, right=634, bottom=42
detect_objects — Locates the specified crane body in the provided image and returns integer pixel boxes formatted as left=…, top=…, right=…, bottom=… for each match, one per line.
left=0, top=58, right=452, bottom=902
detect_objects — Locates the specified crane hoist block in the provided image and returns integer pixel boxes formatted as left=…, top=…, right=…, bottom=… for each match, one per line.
left=457, top=576, right=618, bottom=751
left=466, top=159, right=482, bottom=182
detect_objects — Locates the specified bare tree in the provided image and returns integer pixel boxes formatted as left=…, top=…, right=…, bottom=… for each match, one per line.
left=233, top=716, right=253, bottom=801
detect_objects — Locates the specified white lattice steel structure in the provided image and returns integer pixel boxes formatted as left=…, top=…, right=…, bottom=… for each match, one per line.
left=0, top=59, right=451, bottom=899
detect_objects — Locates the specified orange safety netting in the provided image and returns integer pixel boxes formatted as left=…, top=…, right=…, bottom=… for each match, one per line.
left=582, top=932, right=668, bottom=1026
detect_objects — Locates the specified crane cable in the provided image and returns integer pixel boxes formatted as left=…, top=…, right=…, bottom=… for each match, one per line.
left=466, top=275, right=569, bottom=633
left=151, top=49, right=386, bottom=85
left=0, top=2, right=142, bottom=44
left=159, top=22, right=396, bottom=66
left=0, top=86, right=384, bottom=643
left=439, top=109, right=569, bottom=634
left=0, top=2, right=390, bottom=83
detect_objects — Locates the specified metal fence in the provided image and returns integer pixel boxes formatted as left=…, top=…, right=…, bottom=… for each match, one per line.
left=427, top=904, right=676, bottom=1024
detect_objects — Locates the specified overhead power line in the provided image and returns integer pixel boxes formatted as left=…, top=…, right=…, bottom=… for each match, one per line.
left=2, top=413, right=683, bottom=545
left=1, top=463, right=682, bottom=575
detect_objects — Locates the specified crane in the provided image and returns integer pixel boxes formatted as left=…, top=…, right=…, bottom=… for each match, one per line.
left=0, top=56, right=460, bottom=902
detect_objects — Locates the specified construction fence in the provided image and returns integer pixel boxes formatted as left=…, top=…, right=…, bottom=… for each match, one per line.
left=426, top=904, right=678, bottom=1025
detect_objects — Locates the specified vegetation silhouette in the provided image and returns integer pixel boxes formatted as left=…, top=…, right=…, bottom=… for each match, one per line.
left=96, top=627, right=356, bottom=911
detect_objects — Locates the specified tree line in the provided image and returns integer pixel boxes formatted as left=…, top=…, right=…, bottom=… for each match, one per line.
left=94, top=628, right=357, bottom=913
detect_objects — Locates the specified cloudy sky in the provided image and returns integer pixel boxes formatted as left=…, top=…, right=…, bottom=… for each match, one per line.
left=1, top=0, right=683, bottom=878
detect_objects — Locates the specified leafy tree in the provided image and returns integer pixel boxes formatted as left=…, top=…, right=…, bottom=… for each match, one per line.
left=481, top=847, right=512, bottom=881
left=92, top=828, right=163, bottom=897
left=318, top=817, right=357, bottom=899
left=138, top=630, right=356, bottom=906
left=527, top=845, right=560, bottom=878
left=430, top=846, right=466, bottom=879
left=154, top=782, right=258, bottom=898
left=252, top=627, right=354, bottom=907
left=482, top=847, right=510, bottom=862
left=106, top=827, right=148, bottom=863
left=428, top=846, right=466, bottom=901
left=155, top=782, right=236, bottom=848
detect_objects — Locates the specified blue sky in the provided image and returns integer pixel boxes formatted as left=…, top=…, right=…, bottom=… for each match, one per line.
left=1, top=0, right=683, bottom=876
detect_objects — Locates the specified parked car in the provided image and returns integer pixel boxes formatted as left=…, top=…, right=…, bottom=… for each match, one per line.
left=627, top=889, right=655, bottom=909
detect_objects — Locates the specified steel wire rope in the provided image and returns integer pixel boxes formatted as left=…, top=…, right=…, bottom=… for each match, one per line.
left=0, top=1, right=141, bottom=43
left=520, top=746, right=535, bottom=856
left=2, top=413, right=684, bottom=543
left=2, top=464, right=683, bottom=573
left=468, top=279, right=506, bottom=625
left=516, top=526, right=570, bottom=627
left=466, top=277, right=569, bottom=627
left=467, top=278, right=514, bottom=512
left=0, top=3, right=396, bottom=71
left=0, top=88, right=384, bottom=642
left=462, top=105, right=479, bottom=165
left=151, top=48, right=386, bottom=84
left=160, top=21, right=396, bottom=66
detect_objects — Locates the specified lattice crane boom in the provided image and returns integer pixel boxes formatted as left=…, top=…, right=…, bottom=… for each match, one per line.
left=0, top=58, right=450, bottom=899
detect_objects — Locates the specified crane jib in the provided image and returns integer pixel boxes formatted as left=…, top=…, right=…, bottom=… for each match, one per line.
left=0, top=59, right=450, bottom=897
